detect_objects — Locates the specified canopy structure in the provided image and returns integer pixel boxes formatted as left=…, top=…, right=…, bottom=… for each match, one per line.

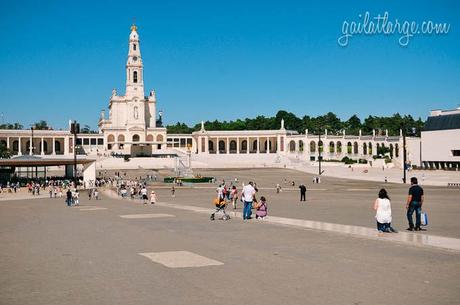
left=0, top=155, right=96, bottom=186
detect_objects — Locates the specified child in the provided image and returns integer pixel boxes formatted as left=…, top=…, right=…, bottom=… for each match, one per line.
left=94, top=189, right=99, bottom=200
left=73, top=190, right=80, bottom=206
left=255, top=196, right=268, bottom=219
left=210, top=197, right=230, bottom=221
left=150, top=190, right=156, bottom=205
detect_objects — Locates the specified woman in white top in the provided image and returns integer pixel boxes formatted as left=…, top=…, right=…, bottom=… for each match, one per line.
left=373, top=189, right=397, bottom=233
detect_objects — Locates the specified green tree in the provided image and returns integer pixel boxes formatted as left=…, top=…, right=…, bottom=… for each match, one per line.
left=80, top=125, right=92, bottom=133
left=33, top=120, right=50, bottom=130
left=0, top=122, right=23, bottom=130
left=0, top=142, right=11, bottom=159
left=345, top=114, right=362, bottom=134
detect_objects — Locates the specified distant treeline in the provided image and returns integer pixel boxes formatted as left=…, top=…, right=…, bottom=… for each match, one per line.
left=166, top=110, right=425, bottom=136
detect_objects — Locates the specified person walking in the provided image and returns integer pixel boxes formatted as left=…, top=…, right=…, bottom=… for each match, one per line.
left=230, top=186, right=238, bottom=209
left=406, top=177, right=425, bottom=231
left=171, top=185, right=175, bottom=197
left=141, top=186, right=148, bottom=204
left=74, top=190, right=80, bottom=206
left=299, top=184, right=307, bottom=202
left=66, top=189, right=72, bottom=207
left=242, top=181, right=256, bottom=220
left=373, top=189, right=396, bottom=233
left=150, top=190, right=156, bottom=204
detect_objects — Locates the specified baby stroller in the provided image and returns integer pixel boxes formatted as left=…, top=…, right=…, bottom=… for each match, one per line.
left=210, top=198, right=230, bottom=221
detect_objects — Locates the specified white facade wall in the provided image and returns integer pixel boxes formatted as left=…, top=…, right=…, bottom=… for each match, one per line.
left=421, top=129, right=460, bottom=162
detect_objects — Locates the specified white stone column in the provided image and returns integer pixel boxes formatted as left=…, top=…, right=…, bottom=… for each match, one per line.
left=276, top=136, right=280, bottom=153
left=226, top=137, right=229, bottom=154
left=18, top=137, right=22, bottom=155
left=64, top=136, right=70, bottom=155
left=6, top=137, right=10, bottom=149
left=246, top=137, right=250, bottom=154
left=29, top=135, right=33, bottom=155
left=41, top=137, right=44, bottom=155
left=236, top=137, right=240, bottom=154
left=52, top=137, right=56, bottom=155
left=256, top=137, right=260, bottom=153
left=217, top=137, right=220, bottom=154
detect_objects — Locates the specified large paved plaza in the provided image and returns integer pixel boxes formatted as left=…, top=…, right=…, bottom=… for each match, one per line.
left=1, top=169, right=460, bottom=305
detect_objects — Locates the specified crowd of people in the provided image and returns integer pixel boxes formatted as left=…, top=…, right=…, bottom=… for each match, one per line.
left=2, top=170, right=427, bottom=235
left=209, top=175, right=426, bottom=234
left=116, top=179, right=156, bottom=205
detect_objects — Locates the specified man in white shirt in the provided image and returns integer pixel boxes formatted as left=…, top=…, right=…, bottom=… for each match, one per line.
left=242, top=181, right=256, bottom=220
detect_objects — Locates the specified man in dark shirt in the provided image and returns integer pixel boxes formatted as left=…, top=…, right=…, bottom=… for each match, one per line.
left=299, top=184, right=307, bottom=202
left=66, top=189, right=72, bottom=207
left=406, top=177, right=425, bottom=231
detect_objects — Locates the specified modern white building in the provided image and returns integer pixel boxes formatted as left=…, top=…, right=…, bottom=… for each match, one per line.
left=421, top=107, right=460, bottom=169
left=0, top=25, right=427, bottom=170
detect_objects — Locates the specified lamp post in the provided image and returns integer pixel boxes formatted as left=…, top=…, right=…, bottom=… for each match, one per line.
left=401, top=126, right=417, bottom=184
left=318, top=129, right=322, bottom=176
left=402, top=127, right=407, bottom=184
left=70, top=121, right=80, bottom=187
left=30, top=127, right=34, bottom=155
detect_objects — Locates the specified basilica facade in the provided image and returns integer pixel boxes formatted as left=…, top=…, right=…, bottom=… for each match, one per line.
left=98, top=25, right=167, bottom=157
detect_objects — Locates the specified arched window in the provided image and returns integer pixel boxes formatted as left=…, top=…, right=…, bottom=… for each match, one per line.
left=389, top=144, right=394, bottom=158
left=299, top=140, right=304, bottom=152
left=242, top=140, right=247, bottom=152
left=329, top=141, right=335, bottom=153
left=363, top=142, right=367, bottom=155
left=146, top=134, right=153, bottom=142
left=252, top=140, right=258, bottom=152
left=107, top=134, right=115, bottom=142
left=133, top=44, right=137, bottom=51
left=230, top=140, right=237, bottom=152
left=118, top=134, right=125, bottom=142
left=156, top=135, right=163, bottom=142
left=353, top=142, right=358, bottom=154
left=42, top=141, right=48, bottom=153
left=264, top=140, right=272, bottom=152
left=54, top=140, right=61, bottom=153
left=337, top=141, right=342, bottom=153
left=12, top=140, right=19, bottom=152
left=395, top=144, right=399, bottom=157
left=218, top=140, right=226, bottom=152
left=309, top=141, right=316, bottom=153
left=368, top=142, right=372, bottom=155
left=289, top=140, right=296, bottom=152
left=347, top=142, right=352, bottom=154
left=318, top=140, right=323, bottom=153
left=133, top=106, right=139, bottom=119
left=132, top=134, right=140, bottom=142
left=133, top=71, right=138, bottom=83
left=208, top=140, right=214, bottom=152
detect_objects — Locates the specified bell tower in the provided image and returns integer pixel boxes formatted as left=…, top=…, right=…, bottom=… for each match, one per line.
left=126, top=24, right=144, bottom=99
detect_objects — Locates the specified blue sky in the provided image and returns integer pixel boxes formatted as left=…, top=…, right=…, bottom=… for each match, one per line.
left=0, top=0, right=459, bottom=130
